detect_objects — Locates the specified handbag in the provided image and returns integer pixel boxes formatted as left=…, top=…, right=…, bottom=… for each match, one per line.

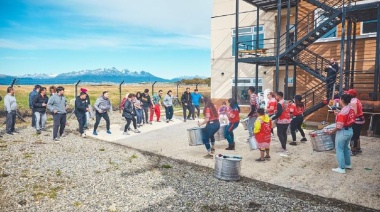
left=249, top=136, right=258, bottom=150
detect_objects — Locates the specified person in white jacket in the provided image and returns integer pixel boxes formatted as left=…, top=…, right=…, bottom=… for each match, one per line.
left=163, top=90, right=174, bottom=123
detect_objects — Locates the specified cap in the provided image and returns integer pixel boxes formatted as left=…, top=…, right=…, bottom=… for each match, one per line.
left=80, top=88, right=88, bottom=93
left=345, top=89, right=357, bottom=97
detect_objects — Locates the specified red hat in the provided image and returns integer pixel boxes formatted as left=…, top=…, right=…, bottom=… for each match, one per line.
left=345, top=89, right=357, bottom=97
left=80, top=88, right=88, bottom=93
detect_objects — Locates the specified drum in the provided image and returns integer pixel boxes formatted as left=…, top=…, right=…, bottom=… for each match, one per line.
left=323, top=123, right=336, bottom=145
left=215, top=125, right=226, bottom=141
left=214, top=154, right=242, bottom=181
left=309, top=130, right=335, bottom=152
left=241, top=118, right=249, bottom=130
left=187, top=127, right=204, bottom=146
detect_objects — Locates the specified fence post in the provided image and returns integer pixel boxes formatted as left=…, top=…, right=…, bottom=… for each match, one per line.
left=74, top=80, right=81, bottom=97
left=196, top=83, right=200, bottom=90
left=119, top=80, right=124, bottom=112
left=151, top=81, right=157, bottom=96
left=176, top=81, right=182, bottom=97
left=10, top=78, right=17, bottom=87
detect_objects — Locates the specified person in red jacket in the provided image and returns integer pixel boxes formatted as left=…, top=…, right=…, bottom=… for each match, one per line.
left=254, top=108, right=272, bottom=162
left=326, top=94, right=355, bottom=174
left=266, top=92, right=277, bottom=136
left=345, top=89, right=364, bottom=155
left=289, top=95, right=307, bottom=146
left=271, top=92, right=291, bottom=152
left=224, top=98, right=240, bottom=150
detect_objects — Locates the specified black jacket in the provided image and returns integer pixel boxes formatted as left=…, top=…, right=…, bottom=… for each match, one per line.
left=32, top=94, right=49, bottom=113
left=75, top=96, right=87, bottom=115
left=181, top=92, right=192, bottom=105
left=122, top=99, right=134, bottom=118
left=140, top=93, right=152, bottom=107
left=85, top=94, right=91, bottom=105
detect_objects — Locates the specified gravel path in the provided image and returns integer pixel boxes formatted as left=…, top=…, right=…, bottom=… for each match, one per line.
left=0, top=117, right=377, bottom=211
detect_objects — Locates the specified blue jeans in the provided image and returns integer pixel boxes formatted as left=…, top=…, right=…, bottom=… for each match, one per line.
left=335, top=128, right=353, bottom=169
left=165, top=106, right=173, bottom=120
left=224, top=122, right=239, bottom=144
left=202, top=120, right=220, bottom=152
left=136, top=109, right=143, bottom=124
left=248, top=117, right=257, bottom=137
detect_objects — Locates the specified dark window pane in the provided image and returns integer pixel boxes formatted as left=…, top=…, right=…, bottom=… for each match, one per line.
left=362, top=20, right=377, bottom=34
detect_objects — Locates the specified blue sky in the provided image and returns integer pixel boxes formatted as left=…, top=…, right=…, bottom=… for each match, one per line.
left=0, top=0, right=212, bottom=79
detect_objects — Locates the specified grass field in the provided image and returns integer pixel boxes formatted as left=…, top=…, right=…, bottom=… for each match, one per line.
left=0, top=84, right=210, bottom=113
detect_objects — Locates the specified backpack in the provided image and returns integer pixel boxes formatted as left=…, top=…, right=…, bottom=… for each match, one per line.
left=120, top=98, right=127, bottom=110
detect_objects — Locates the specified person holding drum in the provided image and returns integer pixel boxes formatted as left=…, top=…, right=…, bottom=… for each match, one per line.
left=289, top=95, right=307, bottom=146
left=224, top=98, right=240, bottom=150
left=325, top=94, right=355, bottom=174
left=254, top=108, right=272, bottom=162
left=345, top=89, right=364, bottom=156
left=198, top=97, right=220, bottom=158
left=266, top=92, right=277, bottom=137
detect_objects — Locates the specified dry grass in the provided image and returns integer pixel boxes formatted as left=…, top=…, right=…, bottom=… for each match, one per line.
left=0, top=84, right=210, bottom=112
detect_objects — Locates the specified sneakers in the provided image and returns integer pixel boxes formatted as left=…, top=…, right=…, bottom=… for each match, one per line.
left=53, top=138, right=60, bottom=142
left=81, top=133, right=86, bottom=138
left=277, top=148, right=288, bottom=153
left=107, top=130, right=112, bottom=134
left=289, top=142, right=297, bottom=146
left=36, top=130, right=41, bottom=134
left=210, top=148, right=215, bottom=154
left=41, top=128, right=47, bottom=131
left=345, top=165, right=352, bottom=169
left=93, top=131, right=98, bottom=136
left=134, top=129, right=141, bottom=133
left=332, top=167, right=346, bottom=174
left=156, top=120, right=161, bottom=122
left=60, top=134, right=66, bottom=138
left=255, top=158, right=265, bottom=162
left=12, top=131, right=19, bottom=134
left=166, top=120, right=169, bottom=123
left=6, top=132, right=13, bottom=135
left=123, top=132, right=130, bottom=135
left=264, top=155, right=271, bottom=159
left=300, top=137, right=307, bottom=142
left=203, top=154, right=213, bottom=159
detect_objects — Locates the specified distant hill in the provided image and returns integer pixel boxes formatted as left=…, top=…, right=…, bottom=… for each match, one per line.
left=0, top=68, right=208, bottom=85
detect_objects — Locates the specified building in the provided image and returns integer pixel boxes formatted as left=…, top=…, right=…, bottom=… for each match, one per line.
left=211, top=0, right=380, bottom=133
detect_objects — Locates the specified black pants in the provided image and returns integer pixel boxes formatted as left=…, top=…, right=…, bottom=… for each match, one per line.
left=326, top=78, right=336, bottom=99
left=94, top=112, right=110, bottom=132
left=76, top=113, right=86, bottom=134
left=193, top=105, right=200, bottom=119
left=6, top=110, right=16, bottom=133
left=142, top=106, right=149, bottom=123
left=352, top=123, right=363, bottom=150
left=290, top=115, right=306, bottom=141
left=31, top=108, right=36, bottom=127
left=183, top=104, right=193, bottom=120
left=165, top=106, right=173, bottom=120
left=124, top=116, right=137, bottom=131
left=53, top=113, right=66, bottom=139
left=277, top=123, right=289, bottom=150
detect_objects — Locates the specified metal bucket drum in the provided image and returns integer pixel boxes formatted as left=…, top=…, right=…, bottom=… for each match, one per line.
left=248, top=136, right=257, bottom=150
left=241, top=118, right=249, bottom=130
left=309, top=130, right=335, bottom=152
left=215, top=125, right=226, bottom=141
left=214, top=154, right=242, bottom=181
left=323, top=123, right=336, bottom=145
left=187, top=127, right=204, bottom=146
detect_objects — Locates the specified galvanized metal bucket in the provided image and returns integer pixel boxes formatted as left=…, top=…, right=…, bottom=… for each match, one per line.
left=187, top=127, right=204, bottom=146
left=214, top=154, right=242, bottom=181
left=323, top=123, right=336, bottom=145
left=248, top=136, right=257, bottom=150
left=241, top=118, right=249, bottom=130
left=215, top=125, right=226, bottom=141
left=309, top=130, right=335, bottom=152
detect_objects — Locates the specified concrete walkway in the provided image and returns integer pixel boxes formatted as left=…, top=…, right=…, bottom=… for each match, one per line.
left=86, top=117, right=380, bottom=210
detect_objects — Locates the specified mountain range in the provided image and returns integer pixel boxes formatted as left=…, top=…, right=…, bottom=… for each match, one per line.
left=0, top=68, right=208, bottom=85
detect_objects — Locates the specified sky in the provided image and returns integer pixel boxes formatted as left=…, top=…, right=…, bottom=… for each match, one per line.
left=0, top=0, right=212, bottom=79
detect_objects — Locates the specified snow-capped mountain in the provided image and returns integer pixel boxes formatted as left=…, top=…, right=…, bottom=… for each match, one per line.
left=20, top=73, right=58, bottom=79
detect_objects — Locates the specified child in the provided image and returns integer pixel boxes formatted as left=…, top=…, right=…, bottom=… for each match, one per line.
left=218, top=102, right=229, bottom=125
left=254, top=108, right=272, bottom=162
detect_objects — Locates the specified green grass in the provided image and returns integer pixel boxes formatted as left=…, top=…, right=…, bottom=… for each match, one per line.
left=73, top=201, right=82, bottom=207
left=99, top=148, right=105, bottom=151
left=23, top=153, right=32, bottom=159
left=161, top=164, right=172, bottom=169
left=48, top=186, right=63, bottom=199
left=56, top=169, right=62, bottom=176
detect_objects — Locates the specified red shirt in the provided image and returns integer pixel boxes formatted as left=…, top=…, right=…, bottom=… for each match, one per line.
left=291, top=104, right=304, bottom=116
left=336, top=105, right=355, bottom=129
left=278, top=100, right=291, bottom=124
left=227, top=107, right=240, bottom=123
left=255, top=118, right=272, bottom=144
left=267, top=98, right=277, bottom=115
left=205, top=107, right=218, bottom=121
left=350, top=98, right=365, bottom=124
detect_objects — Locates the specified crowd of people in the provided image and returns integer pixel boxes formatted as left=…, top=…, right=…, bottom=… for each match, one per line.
left=2, top=83, right=365, bottom=173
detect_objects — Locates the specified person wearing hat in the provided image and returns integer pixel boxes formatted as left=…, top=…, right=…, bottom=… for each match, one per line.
left=29, top=85, right=41, bottom=128
left=80, top=88, right=91, bottom=129
left=345, top=89, right=364, bottom=155
left=289, top=95, right=307, bottom=146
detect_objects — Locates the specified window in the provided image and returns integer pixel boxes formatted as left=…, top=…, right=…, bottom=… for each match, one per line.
left=315, top=9, right=337, bottom=39
left=361, top=20, right=377, bottom=35
left=232, top=26, right=264, bottom=56
left=231, top=78, right=263, bottom=105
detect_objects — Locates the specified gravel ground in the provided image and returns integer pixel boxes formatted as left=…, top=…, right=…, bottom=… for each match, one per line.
left=0, top=117, right=377, bottom=211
